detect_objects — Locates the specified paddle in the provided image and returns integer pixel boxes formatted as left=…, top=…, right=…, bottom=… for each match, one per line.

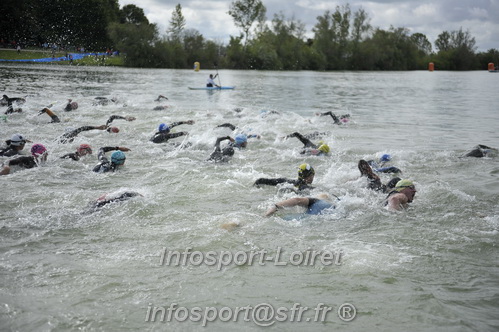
left=214, top=62, right=221, bottom=88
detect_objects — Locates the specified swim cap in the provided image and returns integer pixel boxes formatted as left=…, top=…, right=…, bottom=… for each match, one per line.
left=10, top=133, right=26, bottom=146
left=235, top=134, right=247, bottom=145
left=158, top=123, right=170, bottom=133
left=318, top=143, right=330, bottom=154
left=108, top=127, right=119, bottom=133
left=31, top=144, right=47, bottom=156
left=380, top=154, right=391, bottom=162
left=111, top=150, right=126, bottom=165
left=70, top=101, right=78, bottom=110
left=394, top=179, right=414, bottom=192
left=298, top=163, right=315, bottom=179
left=77, top=144, right=92, bottom=155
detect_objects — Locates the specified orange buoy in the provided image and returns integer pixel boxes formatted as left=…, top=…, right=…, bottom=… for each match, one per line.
left=428, top=62, right=434, bottom=71
left=488, top=63, right=495, bottom=71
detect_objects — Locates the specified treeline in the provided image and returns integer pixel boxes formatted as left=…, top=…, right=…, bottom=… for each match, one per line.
left=2, top=0, right=498, bottom=70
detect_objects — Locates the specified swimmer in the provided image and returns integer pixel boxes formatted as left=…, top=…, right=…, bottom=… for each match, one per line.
left=105, top=115, right=136, bottom=126
left=385, top=179, right=417, bottom=211
left=38, top=108, right=60, bottom=123
left=207, top=136, right=235, bottom=162
left=216, top=123, right=261, bottom=147
left=58, top=125, right=108, bottom=143
left=64, top=99, right=79, bottom=112
left=150, top=121, right=194, bottom=144
left=0, top=144, right=48, bottom=175
left=90, top=191, right=142, bottom=210
left=93, top=97, right=117, bottom=106
left=254, top=163, right=315, bottom=192
left=358, top=159, right=400, bottom=192
left=264, top=193, right=335, bottom=217
left=155, top=95, right=168, bottom=101
left=315, top=111, right=350, bottom=124
left=0, top=133, right=30, bottom=157
left=285, top=132, right=330, bottom=156
left=463, top=144, right=497, bottom=158
left=2, top=95, right=25, bottom=114
left=367, top=154, right=402, bottom=173
left=60, top=144, right=92, bottom=161
left=92, top=146, right=130, bottom=173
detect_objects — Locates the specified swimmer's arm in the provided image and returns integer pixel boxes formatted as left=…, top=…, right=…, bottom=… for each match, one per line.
left=264, top=197, right=310, bottom=216
left=106, top=115, right=135, bottom=126
left=254, top=178, right=291, bottom=187
left=287, top=132, right=316, bottom=148
left=171, top=120, right=195, bottom=127
left=216, top=123, right=236, bottom=131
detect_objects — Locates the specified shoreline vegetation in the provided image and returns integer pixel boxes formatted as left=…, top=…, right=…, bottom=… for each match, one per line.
left=0, top=49, right=124, bottom=66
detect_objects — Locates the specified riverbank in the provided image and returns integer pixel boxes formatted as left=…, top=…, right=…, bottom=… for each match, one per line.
left=0, top=48, right=123, bottom=66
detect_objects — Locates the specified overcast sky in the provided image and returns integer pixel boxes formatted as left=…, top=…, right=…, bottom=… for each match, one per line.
left=118, top=0, right=499, bottom=52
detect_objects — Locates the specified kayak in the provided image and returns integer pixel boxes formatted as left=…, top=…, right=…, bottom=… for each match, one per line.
left=188, top=86, right=236, bottom=90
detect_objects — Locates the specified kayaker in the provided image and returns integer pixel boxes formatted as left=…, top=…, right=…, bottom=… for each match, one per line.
left=206, top=74, right=220, bottom=88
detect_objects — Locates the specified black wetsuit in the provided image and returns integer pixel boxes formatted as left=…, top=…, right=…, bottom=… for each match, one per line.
left=286, top=132, right=317, bottom=149
left=318, top=112, right=350, bottom=125
left=254, top=177, right=314, bottom=192
left=60, top=152, right=80, bottom=161
left=464, top=144, right=496, bottom=158
left=208, top=136, right=234, bottom=162
left=59, top=126, right=102, bottom=143
left=150, top=122, right=190, bottom=144
left=92, top=192, right=140, bottom=209
left=3, top=95, right=25, bottom=114
left=7, top=156, right=37, bottom=169
left=106, top=115, right=128, bottom=126
left=217, top=123, right=237, bottom=131
left=0, top=145, right=20, bottom=157
left=92, top=147, right=120, bottom=173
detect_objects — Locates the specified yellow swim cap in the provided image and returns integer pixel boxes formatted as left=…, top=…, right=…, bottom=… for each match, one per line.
left=394, top=179, right=414, bottom=192
left=298, top=163, right=315, bottom=178
left=318, top=143, right=330, bottom=154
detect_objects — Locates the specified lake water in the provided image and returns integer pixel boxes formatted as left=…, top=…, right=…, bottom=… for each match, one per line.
left=1, top=64, right=498, bottom=331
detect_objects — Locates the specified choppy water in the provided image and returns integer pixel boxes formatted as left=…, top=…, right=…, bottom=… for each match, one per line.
left=1, top=64, right=498, bottom=331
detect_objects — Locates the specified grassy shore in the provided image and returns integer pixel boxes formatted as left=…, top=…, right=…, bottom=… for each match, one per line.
left=0, top=49, right=124, bottom=66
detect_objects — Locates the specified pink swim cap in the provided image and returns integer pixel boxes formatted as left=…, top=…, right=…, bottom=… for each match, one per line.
left=31, top=144, right=47, bottom=156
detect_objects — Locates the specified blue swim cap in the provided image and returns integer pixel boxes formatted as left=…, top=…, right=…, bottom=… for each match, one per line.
left=380, top=154, right=391, bottom=162
left=158, top=123, right=170, bottom=133
left=235, top=134, right=247, bottom=145
left=111, top=150, right=126, bottom=165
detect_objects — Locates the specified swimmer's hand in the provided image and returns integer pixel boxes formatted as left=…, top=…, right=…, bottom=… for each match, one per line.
left=125, top=116, right=136, bottom=121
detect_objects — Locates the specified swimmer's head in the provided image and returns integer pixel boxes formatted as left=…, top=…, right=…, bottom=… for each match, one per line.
left=380, top=154, right=391, bottom=162
left=77, top=144, right=92, bottom=156
left=31, top=144, right=47, bottom=157
left=318, top=143, right=330, bottom=154
left=393, top=179, right=415, bottom=192
left=70, top=101, right=78, bottom=110
left=111, top=150, right=126, bottom=165
left=158, top=123, right=170, bottom=133
left=10, top=133, right=26, bottom=147
left=298, top=163, right=315, bottom=182
left=234, top=134, right=247, bottom=148
left=107, top=127, right=119, bottom=133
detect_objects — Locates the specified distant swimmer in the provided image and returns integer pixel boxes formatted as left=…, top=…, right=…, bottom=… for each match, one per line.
left=463, top=144, right=497, bottom=158
left=64, top=99, right=79, bottom=112
left=285, top=132, right=330, bottom=156
left=105, top=115, right=136, bottom=127
left=0, top=133, right=30, bottom=157
left=150, top=121, right=194, bottom=144
left=90, top=191, right=142, bottom=210
left=0, top=144, right=48, bottom=175
left=60, top=144, right=92, bottom=161
left=207, top=136, right=235, bottom=162
left=92, top=146, right=130, bottom=173
left=358, top=159, right=400, bottom=192
left=2, top=95, right=26, bottom=114
left=385, top=179, right=417, bottom=211
left=264, top=193, right=335, bottom=217
left=367, top=154, right=402, bottom=174
left=254, top=163, right=315, bottom=192
left=216, top=123, right=261, bottom=148
left=315, top=111, right=350, bottom=125
left=58, top=125, right=108, bottom=143
left=206, top=74, right=219, bottom=88
left=155, top=95, right=168, bottom=101
left=38, top=108, right=60, bottom=123
left=93, top=97, right=118, bottom=106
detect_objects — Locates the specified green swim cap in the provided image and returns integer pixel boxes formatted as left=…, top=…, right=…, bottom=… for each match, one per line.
left=298, top=163, right=315, bottom=179
left=318, top=143, right=330, bottom=154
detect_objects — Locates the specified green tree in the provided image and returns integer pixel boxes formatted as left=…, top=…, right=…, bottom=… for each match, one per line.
left=120, top=4, right=149, bottom=24
left=167, top=4, right=186, bottom=42
left=228, top=0, right=266, bottom=48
